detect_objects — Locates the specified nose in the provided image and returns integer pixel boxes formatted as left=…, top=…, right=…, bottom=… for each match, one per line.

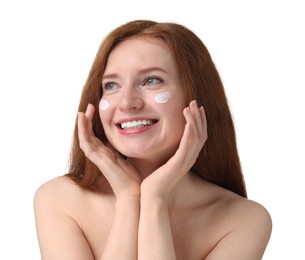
left=119, top=85, right=144, bottom=111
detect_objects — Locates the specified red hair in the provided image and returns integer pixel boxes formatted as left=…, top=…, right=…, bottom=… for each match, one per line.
left=67, top=20, right=247, bottom=197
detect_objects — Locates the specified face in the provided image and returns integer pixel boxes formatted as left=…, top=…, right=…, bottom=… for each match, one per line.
left=99, top=37, right=186, bottom=163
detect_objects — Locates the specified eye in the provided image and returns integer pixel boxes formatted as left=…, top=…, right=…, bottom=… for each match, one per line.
left=143, top=76, right=163, bottom=86
left=103, top=81, right=119, bottom=91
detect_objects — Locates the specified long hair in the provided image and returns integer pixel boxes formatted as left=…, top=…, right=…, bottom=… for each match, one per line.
left=67, top=20, right=247, bottom=197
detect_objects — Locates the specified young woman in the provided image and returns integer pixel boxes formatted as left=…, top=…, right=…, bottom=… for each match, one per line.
left=34, top=20, right=272, bottom=260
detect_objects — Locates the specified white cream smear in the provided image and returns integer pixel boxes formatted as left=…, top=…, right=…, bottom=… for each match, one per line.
left=99, top=99, right=110, bottom=110
left=154, top=92, right=172, bottom=104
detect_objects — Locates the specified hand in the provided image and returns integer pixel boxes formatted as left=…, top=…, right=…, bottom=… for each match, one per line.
left=78, top=104, right=142, bottom=198
left=140, top=100, right=208, bottom=200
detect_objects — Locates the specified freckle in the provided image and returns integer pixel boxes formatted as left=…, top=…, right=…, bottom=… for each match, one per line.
left=99, top=99, right=110, bottom=110
left=154, top=92, right=172, bottom=104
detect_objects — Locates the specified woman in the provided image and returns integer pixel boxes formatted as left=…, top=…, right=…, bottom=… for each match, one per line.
left=34, top=20, right=272, bottom=259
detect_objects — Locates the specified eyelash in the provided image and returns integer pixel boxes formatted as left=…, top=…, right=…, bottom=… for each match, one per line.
left=142, top=76, right=163, bottom=86
left=102, top=76, right=163, bottom=91
left=103, top=81, right=119, bottom=91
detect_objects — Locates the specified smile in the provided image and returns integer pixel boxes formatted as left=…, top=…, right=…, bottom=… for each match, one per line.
left=119, top=119, right=156, bottom=129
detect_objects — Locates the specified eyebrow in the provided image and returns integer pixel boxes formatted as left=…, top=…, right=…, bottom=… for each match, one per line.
left=102, top=67, right=168, bottom=80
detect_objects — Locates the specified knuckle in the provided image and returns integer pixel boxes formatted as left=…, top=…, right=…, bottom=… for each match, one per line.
left=85, top=148, right=95, bottom=158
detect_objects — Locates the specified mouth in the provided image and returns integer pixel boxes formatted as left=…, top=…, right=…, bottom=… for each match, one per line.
left=116, top=119, right=158, bottom=130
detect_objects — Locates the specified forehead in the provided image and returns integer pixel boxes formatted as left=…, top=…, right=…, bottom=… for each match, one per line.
left=104, top=37, right=177, bottom=74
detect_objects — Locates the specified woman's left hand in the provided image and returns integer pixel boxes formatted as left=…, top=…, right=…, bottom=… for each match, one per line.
left=140, top=100, right=208, bottom=200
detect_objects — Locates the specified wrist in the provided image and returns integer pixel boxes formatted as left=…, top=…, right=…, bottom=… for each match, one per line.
left=140, top=180, right=171, bottom=199
left=115, top=192, right=140, bottom=203
left=115, top=194, right=140, bottom=214
left=114, top=184, right=141, bottom=201
left=140, top=189, right=169, bottom=210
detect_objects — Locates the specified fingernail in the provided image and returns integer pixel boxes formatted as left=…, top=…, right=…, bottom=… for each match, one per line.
left=192, top=100, right=198, bottom=107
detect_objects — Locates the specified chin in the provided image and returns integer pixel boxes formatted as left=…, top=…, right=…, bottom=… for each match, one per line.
left=121, top=144, right=179, bottom=163
left=118, top=149, right=149, bottom=159
left=108, top=134, right=181, bottom=162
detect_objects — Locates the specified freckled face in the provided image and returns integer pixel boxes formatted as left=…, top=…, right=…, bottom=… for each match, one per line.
left=99, top=38, right=186, bottom=162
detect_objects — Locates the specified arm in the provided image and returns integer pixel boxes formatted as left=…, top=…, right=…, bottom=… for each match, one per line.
left=78, top=104, right=141, bottom=260
left=101, top=196, right=139, bottom=260
left=138, top=195, right=176, bottom=259
left=138, top=101, right=207, bottom=259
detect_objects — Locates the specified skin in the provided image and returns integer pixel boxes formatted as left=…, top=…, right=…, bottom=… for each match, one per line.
left=34, top=38, right=272, bottom=260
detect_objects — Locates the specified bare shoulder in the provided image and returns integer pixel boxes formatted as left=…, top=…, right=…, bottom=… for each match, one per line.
left=205, top=184, right=272, bottom=260
left=34, top=176, right=86, bottom=219
left=34, top=176, right=96, bottom=259
left=34, top=175, right=83, bottom=205
left=225, top=191, right=272, bottom=238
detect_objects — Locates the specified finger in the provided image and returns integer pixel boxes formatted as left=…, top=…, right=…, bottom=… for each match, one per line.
left=183, top=103, right=199, bottom=141
left=183, top=106, right=195, bottom=128
left=77, top=112, right=94, bottom=158
left=189, top=100, right=204, bottom=137
left=84, top=104, right=96, bottom=137
left=188, top=100, right=207, bottom=146
left=181, top=106, right=205, bottom=162
left=78, top=109, right=103, bottom=156
left=179, top=108, right=196, bottom=156
left=77, top=112, right=90, bottom=143
left=199, top=106, right=208, bottom=141
left=85, top=103, right=95, bottom=121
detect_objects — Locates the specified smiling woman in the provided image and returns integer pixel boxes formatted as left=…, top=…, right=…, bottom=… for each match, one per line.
left=34, top=20, right=272, bottom=260
left=99, top=37, right=186, bottom=163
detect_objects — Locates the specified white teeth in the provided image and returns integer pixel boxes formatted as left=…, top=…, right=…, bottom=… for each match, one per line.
left=120, top=120, right=154, bottom=129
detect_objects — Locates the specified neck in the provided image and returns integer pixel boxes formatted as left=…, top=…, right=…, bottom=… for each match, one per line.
left=167, top=171, right=204, bottom=210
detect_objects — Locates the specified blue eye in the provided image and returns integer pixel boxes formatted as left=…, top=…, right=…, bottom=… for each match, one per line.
left=104, top=82, right=119, bottom=91
left=143, top=77, right=162, bottom=86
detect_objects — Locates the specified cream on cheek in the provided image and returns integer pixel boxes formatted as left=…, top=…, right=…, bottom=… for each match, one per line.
left=98, top=99, right=111, bottom=136
left=99, top=92, right=173, bottom=110
left=154, top=91, right=172, bottom=104
left=99, top=99, right=110, bottom=110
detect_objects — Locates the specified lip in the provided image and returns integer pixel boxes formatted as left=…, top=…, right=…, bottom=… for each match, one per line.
left=115, top=116, right=158, bottom=135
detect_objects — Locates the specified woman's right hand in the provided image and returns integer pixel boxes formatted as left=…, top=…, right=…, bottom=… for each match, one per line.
left=77, top=104, right=142, bottom=199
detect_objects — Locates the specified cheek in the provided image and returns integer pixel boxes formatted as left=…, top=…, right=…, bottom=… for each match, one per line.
left=98, top=99, right=112, bottom=128
left=153, top=91, right=185, bottom=126
left=99, top=99, right=110, bottom=110
left=154, top=91, right=172, bottom=104
left=152, top=91, right=185, bottom=113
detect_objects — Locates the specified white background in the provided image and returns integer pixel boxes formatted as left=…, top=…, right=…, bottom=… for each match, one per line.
left=0, top=0, right=304, bottom=259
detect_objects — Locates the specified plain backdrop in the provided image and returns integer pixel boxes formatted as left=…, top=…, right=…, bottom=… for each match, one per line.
left=0, top=0, right=304, bottom=259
